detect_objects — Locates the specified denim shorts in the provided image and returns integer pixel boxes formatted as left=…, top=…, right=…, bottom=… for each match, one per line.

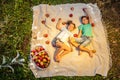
left=75, top=36, right=92, bottom=47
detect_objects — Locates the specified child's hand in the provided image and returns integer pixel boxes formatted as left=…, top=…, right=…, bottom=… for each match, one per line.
left=73, top=33, right=78, bottom=38
left=83, top=8, right=87, bottom=12
left=62, top=22, right=66, bottom=25
left=57, top=18, right=62, bottom=23
left=58, top=18, right=62, bottom=21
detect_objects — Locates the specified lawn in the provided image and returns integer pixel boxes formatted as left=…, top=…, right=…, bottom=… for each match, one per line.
left=0, top=0, right=120, bottom=80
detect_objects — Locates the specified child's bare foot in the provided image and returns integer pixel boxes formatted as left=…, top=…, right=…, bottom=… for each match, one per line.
left=88, top=50, right=96, bottom=57
left=92, top=49, right=96, bottom=53
left=89, top=51, right=93, bottom=58
left=55, top=56, right=60, bottom=62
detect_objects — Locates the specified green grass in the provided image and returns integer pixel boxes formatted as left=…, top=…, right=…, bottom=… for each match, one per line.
left=0, top=0, right=120, bottom=80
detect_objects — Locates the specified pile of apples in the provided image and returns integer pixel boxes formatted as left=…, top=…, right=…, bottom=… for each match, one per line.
left=30, top=46, right=50, bottom=69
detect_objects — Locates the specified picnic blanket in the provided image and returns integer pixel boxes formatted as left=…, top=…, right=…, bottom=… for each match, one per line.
left=29, top=3, right=111, bottom=78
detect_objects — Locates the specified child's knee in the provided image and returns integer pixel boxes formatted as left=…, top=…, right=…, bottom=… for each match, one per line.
left=70, top=48, right=73, bottom=52
left=67, top=47, right=72, bottom=52
left=79, top=45, right=84, bottom=49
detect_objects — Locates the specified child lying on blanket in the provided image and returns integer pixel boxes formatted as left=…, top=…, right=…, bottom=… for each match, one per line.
left=54, top=18, right=76, bottom=62
left=69, top=8, right=96, bottom=57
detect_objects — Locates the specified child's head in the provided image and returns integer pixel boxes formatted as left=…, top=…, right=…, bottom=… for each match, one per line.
left=81, top=16, right=89, bottom=24
left=66, top=20, right=76, bottom=31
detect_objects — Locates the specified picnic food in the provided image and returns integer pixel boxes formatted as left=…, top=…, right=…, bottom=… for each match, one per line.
left=69, top=13, right=73, bottom=17
left=43, top=34, right=48, bottom=38
left=45, top=13, right=50, bottom=18
left=73, top=33, right=78, bottom=37
left=51, top=18, right=55, bottom=22
left=30, top=46, right=50, bottom=69
left=45, top=40, right=50, bottom=44
left=41, top=20, right=46, bottom=24
left=70, top=7, right=74, bottom=11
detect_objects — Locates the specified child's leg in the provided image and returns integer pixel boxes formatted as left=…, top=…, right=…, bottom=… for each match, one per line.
left=58, top=43, right=72, bottom=60
left=55, top=48, right=64, bottom=62
left=55, top=40, right=72, bottom=62
left=55, top=41, right=64, bottom=62
left=55, top=40, right=63, bottom=47
left=59, top=50, right=70, bottom=58
left=78, top=50, right=82, bottom=55
left=79, top=45, right=93, bottom=57
left=79, top=38, right=95, bottom=57
left=69, top=37, right=79, bottom=47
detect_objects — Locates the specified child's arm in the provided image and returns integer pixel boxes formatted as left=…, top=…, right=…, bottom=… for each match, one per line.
left=70, top=43, right=73, bottom=52
left=78, top=30, right=82, bottom=38
left=56, top=18, right=62, bottom=30
left=68, top=37, right=73, bottom=52
left=56, top=18, right=65, bottom=30
left=83, top=8, right=94, bottom=24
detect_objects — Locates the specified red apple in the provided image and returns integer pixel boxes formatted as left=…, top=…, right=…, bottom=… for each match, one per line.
left=45, top=13, right=50, bottom=18
left=91, top=23, right=95, bottom=27
left=36, top=54, right=39, bottom=56
left=39, top=48, right=43, bottom=51
left=36, top=62, right=40, bottom=66
left=45, top=57, right=49, bottom=61
left=31, top=50, right=36, bottom=53
left=43, top=34, right=48, bottom=38
left=69, top=13, right=73, bottom=17
left=39, top=57, right=43, bottom=61
left=39, top=46, right=44, bottom=51
left=51, top=18, right=55, bottom=22
left=41, top=20, right=46, bottom=24
left=73, top=33, right=78, bottom=37
left=41, top=65, right=45, bottom=68
left=45, top=40, right=50, bottom=44
left=33, top=58, right=37, bottom=62
left=34, top=52, right=38, bottom=55
left=44, top=51, right=47, bottom=55
left=70, top=7, right=74, bottom=11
